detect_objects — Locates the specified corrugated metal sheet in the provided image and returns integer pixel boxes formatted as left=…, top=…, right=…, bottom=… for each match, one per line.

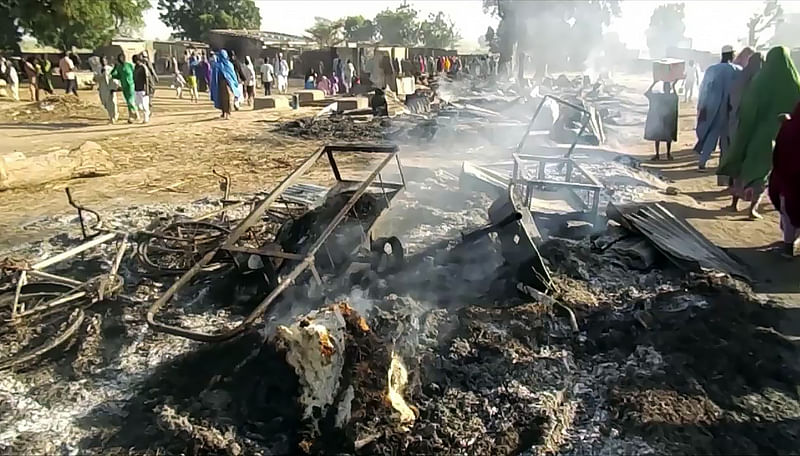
left=608, top=202, right=751, bottom=281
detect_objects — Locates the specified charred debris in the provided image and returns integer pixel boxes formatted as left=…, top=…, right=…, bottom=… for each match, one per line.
left=2, top=73, right=799, bottom=456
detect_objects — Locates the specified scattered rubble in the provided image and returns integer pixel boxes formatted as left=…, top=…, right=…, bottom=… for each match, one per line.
left=2, top=73, right=799, bottom=456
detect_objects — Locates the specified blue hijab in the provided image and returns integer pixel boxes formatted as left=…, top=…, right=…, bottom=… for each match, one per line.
left=210, top=50, right=241, bottom=109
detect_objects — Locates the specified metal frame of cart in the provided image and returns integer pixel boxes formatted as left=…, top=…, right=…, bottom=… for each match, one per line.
left=147, top=143, right=405, bottom=343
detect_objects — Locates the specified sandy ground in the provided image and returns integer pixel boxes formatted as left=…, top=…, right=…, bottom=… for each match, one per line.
left=0, top=74, right=797, bottom=307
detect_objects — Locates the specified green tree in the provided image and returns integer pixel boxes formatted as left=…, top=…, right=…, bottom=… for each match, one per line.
left=0, top=1, right=22, bottom=53
left=419, top=12, right=460, bottom=49
left=646, top=3, right=687, bottom=58
left=747, top=0, right=783, bottom=47
left=12, top=0, right=149, bottom=50
left=306, top=16, right=344, bottom=47
left=374, top=3, right=419, bottom=46
left=158, top=0, right=261, bottom=41
left=343, top=15, right=376, bottom=43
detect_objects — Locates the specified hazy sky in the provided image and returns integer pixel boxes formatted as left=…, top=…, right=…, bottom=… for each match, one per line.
left=143, top=0, right=800, bottom=52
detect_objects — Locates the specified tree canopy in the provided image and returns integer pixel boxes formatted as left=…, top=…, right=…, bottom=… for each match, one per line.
left=646, top=3, right=687, bottom=58
left=5, top=0, right=149, bottom=51
left=419, top=12, right=461, bottom=50
left=747, top=0, right=783, bottom=47
left=306, top=17, right=344, bottom=47
left=158, top=0, right=261, bottom=42
left=483, top=0, right=620, bottom=70
left=343, top=15, right=376, bottom=43
left=373, top=3, right=420, bottom=46
left=0, top=1, right=22, bottom=53
left=304, top=5, right=460, bottom=49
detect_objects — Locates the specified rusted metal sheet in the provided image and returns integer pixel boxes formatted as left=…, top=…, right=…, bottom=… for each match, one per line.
left=489, top=186, right=554, bottom=292
left=608, top=202, right=750, bottom=281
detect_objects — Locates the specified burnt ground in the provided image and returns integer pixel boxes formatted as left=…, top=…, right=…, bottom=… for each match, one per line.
left=2, top=78, right=800, bottom=455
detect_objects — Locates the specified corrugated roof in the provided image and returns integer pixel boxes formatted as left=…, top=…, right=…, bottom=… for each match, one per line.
left=210, top=29, right=312, bottom=43
left=608, top=202, right=751, bottom=281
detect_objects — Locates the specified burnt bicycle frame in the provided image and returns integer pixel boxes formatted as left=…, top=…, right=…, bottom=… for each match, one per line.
left=146, top=143, right=404, bottom=342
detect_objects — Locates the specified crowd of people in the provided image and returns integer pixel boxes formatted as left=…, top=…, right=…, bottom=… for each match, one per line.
left=643, top=44, right=800, bottom=256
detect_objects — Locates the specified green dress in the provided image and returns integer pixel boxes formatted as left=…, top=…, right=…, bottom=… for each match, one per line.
left=718, top=46, right=800, bottom=190
left=110, top=61, right=136, bottom=111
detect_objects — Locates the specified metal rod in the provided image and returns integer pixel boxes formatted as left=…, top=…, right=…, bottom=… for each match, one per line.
left=26, top=270, right=82, bottom=286
left=31, top=232, right=117, bottom=270
left=15, top=291, right=88, bottom=319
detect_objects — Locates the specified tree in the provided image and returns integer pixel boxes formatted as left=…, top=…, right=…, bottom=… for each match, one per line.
left=646, top=3, right=687, bottom=58
left=483, top=0, right=620, bottom=72
left=374, top=3, right=419, bottom=46
left=0, top=1, right=22, bottom=53
left=747, top=0, right=783, bottom=47
left=419, top=12, right=460, bottom=49
left=484, top=26, right=500, bottom=53
left=306, top=17, right=344, bottom=47
left=158, top=0, right=261, bottom=42
left=343, top=15, right=376, bottom=43
left=12, top=0, right=149, bottom=50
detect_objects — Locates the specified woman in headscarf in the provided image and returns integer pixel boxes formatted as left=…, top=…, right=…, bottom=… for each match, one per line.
left=768, top=102, right=800, bottom=257
left=111, top=53, right=137, bottom=123
left=38, top=57, right=54, bottom=95
left=732, top=46, right=754, bottom=68
left=718, top=46, right=800, bottom=219
left=720, top=51, right=763, bottom=186
left=92, top=56, right=117, bottom=123
left=197, top=54, right=210, bottom=93
left=210, top=49, right=240, bottom=119
left=316, top=74, right=332, bottom=95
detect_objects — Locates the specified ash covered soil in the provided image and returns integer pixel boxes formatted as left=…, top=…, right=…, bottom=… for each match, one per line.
left=2, top=164, right=799, bottom=456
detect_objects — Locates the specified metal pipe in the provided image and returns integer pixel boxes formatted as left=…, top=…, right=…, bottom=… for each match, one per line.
left=31, top=232, right=117, bottom=270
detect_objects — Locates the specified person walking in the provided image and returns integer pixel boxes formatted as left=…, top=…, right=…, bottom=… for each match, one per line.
left=243, top=55, right=256, bottom=105
left=260, top=57, right=274, bottom=95
left=171, top=56, right=186, bottom=99
left=197, top=54, right=210, bottom=93
left=683, top=60, right=700, bottom=103
left=111, top=53, right=137, bottom=123
left=23, top=57, right=39, bottom=101
left=718, top=46, right=800, bottom=219
left=720, top=51, right=763, bottom=186
left=59, top=52, right=78, bottom=96
left=185, top=53, right=199, bottom=103
left=132, top=54, right=152, bottom=123
left=644, top=80, right=679, bottom=160
left=92, top=56, right=117, bottom=123
left=1, top=58, right=19, bottom=101
left=768, top=101, right=800, bottom=257
left=140, top=51, right=158, bottom=110
left=694, top=45, right=741, bottom=170
left=210, top=50, right=240, bottom=120
left=38, top=57, right=54, bottom=95
left=345, top=59, right=355, bottom=94
left=276, top=52, right=289, bottom=94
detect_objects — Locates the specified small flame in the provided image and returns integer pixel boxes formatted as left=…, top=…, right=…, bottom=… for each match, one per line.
left=387, top=351, right=415, bottom=426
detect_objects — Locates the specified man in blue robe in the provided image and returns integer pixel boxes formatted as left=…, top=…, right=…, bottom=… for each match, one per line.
left=694, top=45, right=742, bottom=170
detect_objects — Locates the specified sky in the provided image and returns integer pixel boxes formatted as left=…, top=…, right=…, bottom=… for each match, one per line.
left=143, top=0, right=800, bottom=52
